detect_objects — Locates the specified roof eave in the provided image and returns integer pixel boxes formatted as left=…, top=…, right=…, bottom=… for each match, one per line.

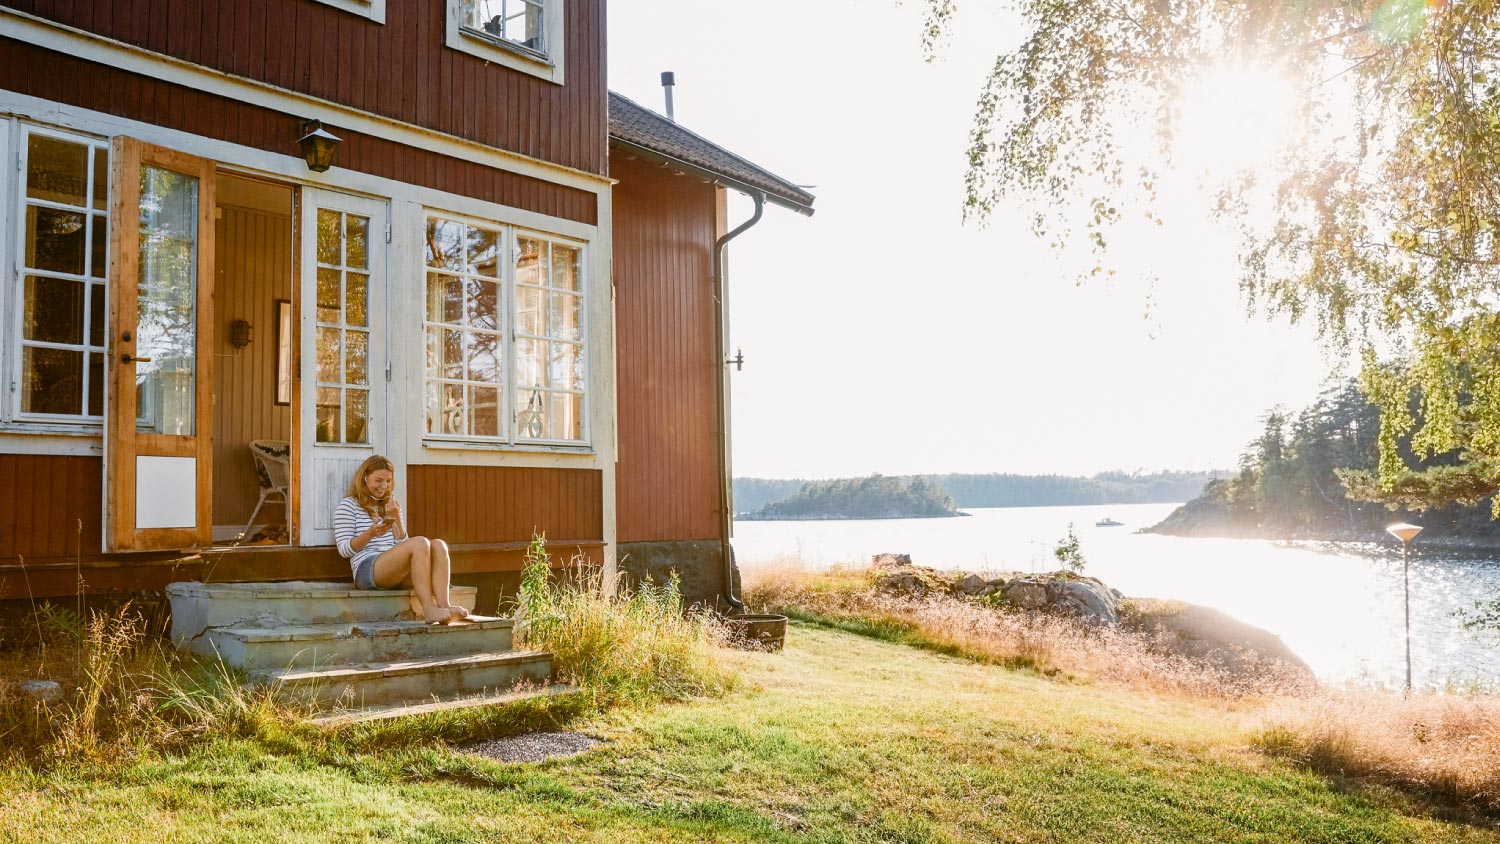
left=609, top=136, right=816, bottom=217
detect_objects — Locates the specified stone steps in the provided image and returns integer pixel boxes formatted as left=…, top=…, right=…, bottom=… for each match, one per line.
left=309, top=683, right=578, bottom=727
left=196, top=617, right=516, bottom=671
left=252, top=650, right=554, bottom=709
left=166, top=579, right=558, bottom=720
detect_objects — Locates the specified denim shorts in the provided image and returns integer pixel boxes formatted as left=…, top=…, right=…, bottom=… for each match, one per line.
left=352, top=557, right=380, bottom=590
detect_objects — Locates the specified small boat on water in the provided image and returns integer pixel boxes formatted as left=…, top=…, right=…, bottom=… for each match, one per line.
left=1095, top=517, right=1124, bottom=527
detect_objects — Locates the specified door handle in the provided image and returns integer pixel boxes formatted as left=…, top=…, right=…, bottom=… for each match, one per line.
left=121, top=354, right=153, bottom=364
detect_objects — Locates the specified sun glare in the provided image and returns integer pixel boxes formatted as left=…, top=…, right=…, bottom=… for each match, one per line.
left=1174, top=63, right=1299, bottom=181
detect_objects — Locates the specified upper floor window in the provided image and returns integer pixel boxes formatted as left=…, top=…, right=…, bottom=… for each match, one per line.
left=310, top=0, right=386, bottom=24
left=4, top=124, right=110, bottom=428
left=447, top=0, right=565, bottom=86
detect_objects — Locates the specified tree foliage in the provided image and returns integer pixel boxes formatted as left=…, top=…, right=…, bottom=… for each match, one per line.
left=930, top=0, right=1500, bottom=507
left=741, top=474, right=961, bottom=520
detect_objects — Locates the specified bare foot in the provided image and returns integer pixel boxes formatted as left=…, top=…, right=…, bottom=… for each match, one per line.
left=446, top=604, right=471, bottom=621
left=423, top=606, right=452, bottom=624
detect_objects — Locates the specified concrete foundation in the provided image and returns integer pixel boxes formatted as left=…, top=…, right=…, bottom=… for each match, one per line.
left=616, top=540, right=741, bottom=612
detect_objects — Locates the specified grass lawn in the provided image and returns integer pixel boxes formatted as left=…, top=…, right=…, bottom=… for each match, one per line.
left=3, top=622, right=1495, bottom=843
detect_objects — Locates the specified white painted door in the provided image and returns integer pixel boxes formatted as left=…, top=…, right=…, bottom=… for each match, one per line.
left=298, top=189, right=388, bottom=546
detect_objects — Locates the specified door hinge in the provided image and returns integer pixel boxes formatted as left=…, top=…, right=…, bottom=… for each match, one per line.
left=385, top=363, right=392, bottom=382
left=385, top=223, right=392, bottom=244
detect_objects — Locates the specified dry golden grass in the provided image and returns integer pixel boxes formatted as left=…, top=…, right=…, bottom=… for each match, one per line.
left=1254, top=689, right=1500, bottom=811
left=744, top=556, right=1500, bottom=814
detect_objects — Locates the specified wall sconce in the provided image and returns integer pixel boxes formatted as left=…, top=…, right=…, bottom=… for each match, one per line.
left=230, top=319, right=253, bottom=349
left=298, top=120, right=342, bottom=172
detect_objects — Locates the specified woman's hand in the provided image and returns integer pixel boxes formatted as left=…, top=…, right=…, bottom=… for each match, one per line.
left=385, top=500, right=405, bottom=538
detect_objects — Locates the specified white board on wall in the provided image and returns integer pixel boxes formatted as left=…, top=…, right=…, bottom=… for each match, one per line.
left=137, top=456, right=196, bottom=529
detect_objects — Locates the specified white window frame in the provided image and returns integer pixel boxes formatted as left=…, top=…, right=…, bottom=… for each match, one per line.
left=422, top=213, right=509, bottom=443
left=310, top=0, right=386, bottom=24
left=420, top=210, right=587, bottom=449
left=446, top=0, right=566, bottom=86
left=4, top=122, right=111, bottom=432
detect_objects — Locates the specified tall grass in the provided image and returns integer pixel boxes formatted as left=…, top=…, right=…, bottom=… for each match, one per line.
left=744, top=558, right=1303, bottom=698
left=517, top=536, right=736, bottom=707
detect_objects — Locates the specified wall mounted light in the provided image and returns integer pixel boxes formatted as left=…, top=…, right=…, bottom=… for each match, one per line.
left=298, top=120, right=342, bottom=172
left=230, top=319, right=253, bottom=349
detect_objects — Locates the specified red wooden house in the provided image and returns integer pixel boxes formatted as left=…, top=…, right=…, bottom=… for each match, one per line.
left=0, top=1, right=813, bottom=612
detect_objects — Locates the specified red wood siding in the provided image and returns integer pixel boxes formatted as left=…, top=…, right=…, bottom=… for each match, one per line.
left=0, top=38, right=598, bottom=225
left=610, top=153, right=724, bottom=543
left=6, top=0, right=608, bottom=175
left=0, top=454, right=103, bottom=563
left=405, top=464, right=603, bottom=546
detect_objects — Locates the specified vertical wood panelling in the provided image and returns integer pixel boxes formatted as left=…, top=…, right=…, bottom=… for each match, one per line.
left=611, top=153, right=724, bottom=544
left=7, top=0, right=608, bottom=175
left=210, top=205, right=293, bottom=528
left=0, top=455, right=103, bottom=562
left=0, top=39, right=597, bottom=226
left=404, top=465, right=602, bottom=544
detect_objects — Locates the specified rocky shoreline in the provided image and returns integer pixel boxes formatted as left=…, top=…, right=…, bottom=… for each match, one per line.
left=869, top=553, right=1312, bottom=678
left=1144, top=496, right=1500, bottom=550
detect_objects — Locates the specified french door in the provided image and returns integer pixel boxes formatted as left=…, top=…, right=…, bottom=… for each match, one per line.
left=103, top=138, right=215, bottom=552
left=298, top=189, right=389, bottom=546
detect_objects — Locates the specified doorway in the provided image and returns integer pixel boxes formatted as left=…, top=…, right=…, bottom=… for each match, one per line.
left=211, top=174, right=296, bottom=546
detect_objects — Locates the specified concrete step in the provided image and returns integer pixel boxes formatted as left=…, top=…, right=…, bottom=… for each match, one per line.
left=166, top=581, right=479, bottom=644
left=252, top=650, right=554, bottom=709
left=195, top=616, right=516, bottom=671
left=309, top=683, right=577, bottom=727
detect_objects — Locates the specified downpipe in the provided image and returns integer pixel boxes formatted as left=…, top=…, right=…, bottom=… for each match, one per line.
left=713, top=190, right=765, bottom=615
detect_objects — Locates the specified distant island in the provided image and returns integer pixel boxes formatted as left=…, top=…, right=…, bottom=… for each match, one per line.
left=734, top=469, right=1223, bottom=515
left=737, top=475, right=965, bottom=521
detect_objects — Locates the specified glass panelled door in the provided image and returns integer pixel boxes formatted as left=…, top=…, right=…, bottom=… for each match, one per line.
left=104, top=138, right=215, bottom=552
left=299, top=189, right=387, bottom=546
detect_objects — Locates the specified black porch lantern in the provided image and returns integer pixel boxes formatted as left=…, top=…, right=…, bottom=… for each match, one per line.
left=298, top=120, right=341, bottom=172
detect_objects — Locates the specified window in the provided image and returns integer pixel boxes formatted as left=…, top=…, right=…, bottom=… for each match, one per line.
left=314, top=208, right=373, bottom=444
left=422, top=214, right=585, bottom=446
left=7, top=126, right=110, bottom=426
left=310, top=0, right=386, bottom=24
left=447, top=0, right=565, bottom=85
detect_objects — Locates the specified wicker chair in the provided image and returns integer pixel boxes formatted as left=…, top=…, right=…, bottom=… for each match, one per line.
left=238, top=439, right=290, bottom=544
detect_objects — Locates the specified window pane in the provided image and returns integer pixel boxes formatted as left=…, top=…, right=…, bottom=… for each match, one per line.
left=441, top=382, right=465, bottom=435
left=21, top=346, right=83, bottom=415
left=317, top=268, right=341, bottom=324
left=136, top=165, right=199, bottom=436
left=549, top=292, right=581, bottom=341
left=27, top=207, right=87, bottom=275
left=346, top=272, right=368, bottom=327
left=346, top=389, right=368, bottom=443
left=90, top=214, right=108, bottom=279
left=317, top=327, right=342, bottom=384
left=551, top=243, right=580, bottom=291
left=515, top=236, right=544, bottom=285
left=426, top=272, right=463, bottom=324
left=441, top=328, right=465, bottom=380
left=23, top=276, right=84, bottom=344
left=467, top=226, right=499, bottom=277
left=316, top=210, right=341, bottom=266
left=471, top=386, right=499, bottom=437
left=346, top=330, right=368, bottom=385
left=515, top=338, right=544, bottom=387
left=425, top=382, right=441, bottom=434
left=425, top=218, right=464, bottom=271
left=316, top=387, right=341, bottom=443
left=27, top=134, right=88, bottom=206
left=89, top=284, right=105, bottom=347
left=346, top=215, right=369, bottom=269
left=92, top=147, right=108, bottom=211
left=468, top=278, right=499, bottom=331
left=515, top=285, right=543, bottom=336
left=551, top=392, right=582, bottom=441
left=548, top=341, right=582, bottom=391
left=88, top=351, right=104, bottom=417
left=516, top=389, right=546, bottom=439
left=466, top=331, right=500, bottom=383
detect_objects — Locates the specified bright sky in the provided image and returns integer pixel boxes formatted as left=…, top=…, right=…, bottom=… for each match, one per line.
left=609, top=1, right=1339, bottom=479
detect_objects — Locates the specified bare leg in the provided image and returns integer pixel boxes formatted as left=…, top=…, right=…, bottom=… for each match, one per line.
left=430, top=539, right=466, bottom=618
left=372, top=538, right=447, bottom=622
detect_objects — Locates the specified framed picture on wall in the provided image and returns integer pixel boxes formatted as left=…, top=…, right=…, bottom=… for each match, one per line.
left=274, top=299, right=292, bottom=406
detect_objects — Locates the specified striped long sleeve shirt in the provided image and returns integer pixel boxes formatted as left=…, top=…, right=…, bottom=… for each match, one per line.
left=333, top=496, right=405, bottom=572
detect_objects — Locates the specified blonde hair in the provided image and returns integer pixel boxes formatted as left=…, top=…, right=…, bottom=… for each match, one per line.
left=348, top=454, right=396, bottom=517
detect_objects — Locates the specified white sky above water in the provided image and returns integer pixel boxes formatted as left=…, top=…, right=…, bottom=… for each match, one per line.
left=608, top=1, right=1339, bottom=479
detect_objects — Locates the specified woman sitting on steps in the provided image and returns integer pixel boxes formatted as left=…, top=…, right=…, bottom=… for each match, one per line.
left=334, top=455, right=468, bottom=624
